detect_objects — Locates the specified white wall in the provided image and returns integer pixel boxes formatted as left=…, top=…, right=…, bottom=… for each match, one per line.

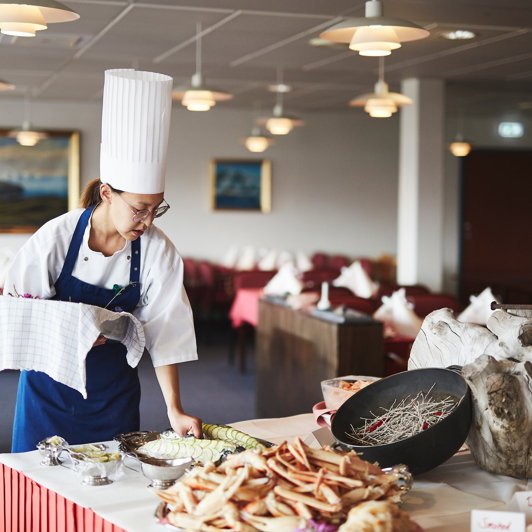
left=0, top=99, right=400, bottom=264
left=2, top=97, right=531, bottom=296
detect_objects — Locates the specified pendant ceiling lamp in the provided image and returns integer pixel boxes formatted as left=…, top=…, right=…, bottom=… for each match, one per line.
left=349, top=58, right=412, bottom=117
left=449, top=134, right=471, bottom=157
left=350, top=81, right=412, bottom=117
left=8, top=96, right=49, bottom=146
left=9, top=120, right=49, bottom=146
left=172, top=23, right=232, bottom=111
left=449, top=113, right=471, bottom=156
left=257, top=69, right=303, bottom=135
left=0, top=0, right=79, bottom=37
left=0, top=78, right=15, bottom=91
left=320, top=0, right=429, bottom=57
left=242, top=125, right=274, bottom=153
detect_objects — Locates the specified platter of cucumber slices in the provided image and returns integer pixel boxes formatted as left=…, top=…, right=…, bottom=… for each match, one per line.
left=116, top=423, right=272, bottom=465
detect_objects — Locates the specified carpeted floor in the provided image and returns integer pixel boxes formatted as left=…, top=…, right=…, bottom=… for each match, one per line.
left=0, top=321, right=256, bottom=453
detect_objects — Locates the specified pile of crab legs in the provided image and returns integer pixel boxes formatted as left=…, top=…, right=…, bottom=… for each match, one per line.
left=153, top=437, right=403, bottom=532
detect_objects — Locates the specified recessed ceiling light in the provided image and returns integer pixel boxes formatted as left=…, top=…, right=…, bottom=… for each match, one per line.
left=267, top=83, right=292, bottom=93
left=440, top=30, right=477, bottom=40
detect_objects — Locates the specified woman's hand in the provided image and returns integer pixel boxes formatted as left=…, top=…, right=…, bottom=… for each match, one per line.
left=168, top=409, right=203, bottom=438
left=154, top=363, right=202, bottom=438
left=93, top=335, right=107, bottom=347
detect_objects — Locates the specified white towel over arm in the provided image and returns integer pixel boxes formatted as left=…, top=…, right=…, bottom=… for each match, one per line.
left=0, top=297, right=145, bottom=398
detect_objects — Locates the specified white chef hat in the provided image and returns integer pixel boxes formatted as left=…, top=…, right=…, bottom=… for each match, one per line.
left=100, top=69, right=173, bottom=194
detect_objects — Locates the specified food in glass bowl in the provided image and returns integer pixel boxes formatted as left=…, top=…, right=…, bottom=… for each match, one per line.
left=321, top=375, right=380, bottom=410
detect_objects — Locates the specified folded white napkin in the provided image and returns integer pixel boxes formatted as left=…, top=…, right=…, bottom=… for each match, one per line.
left=220, top=245, right=239, bottom=269
left=263, top=264, right=303, bottom=296
left=258, top=249, right=278, bottom=271
left=332, top=260, right=377, bottom=298
left=236, top=246, right=256, bottom=271
left=0, top=297, right=145, bottom=398
left=296, top=250, right=313, bottom=272
left=457, top=287, right=498, bottom=325
left=373, top=288, right=422, bottom=338
left=276, top=250, right=294, bottom=269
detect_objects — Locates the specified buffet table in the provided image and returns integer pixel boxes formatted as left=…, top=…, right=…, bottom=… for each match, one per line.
left=1, top=413, right=530, bottom=532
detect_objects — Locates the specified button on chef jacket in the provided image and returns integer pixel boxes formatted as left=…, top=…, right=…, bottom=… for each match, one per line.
left=4, top=209, right=198, bottom=367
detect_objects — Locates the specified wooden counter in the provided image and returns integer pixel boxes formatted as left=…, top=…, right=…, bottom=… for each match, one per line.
left=256, top=299, right=384, bottom=418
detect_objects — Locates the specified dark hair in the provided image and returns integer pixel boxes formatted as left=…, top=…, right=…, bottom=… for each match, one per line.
left=80, top=179, right=124, bottom=208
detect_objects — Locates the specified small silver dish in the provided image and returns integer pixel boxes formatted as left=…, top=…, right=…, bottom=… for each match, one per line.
left=37, top=436, right=68, bottom=466
left=124, top=453, right=194, bottom=489
left=63, top=446, right=123, bottom=486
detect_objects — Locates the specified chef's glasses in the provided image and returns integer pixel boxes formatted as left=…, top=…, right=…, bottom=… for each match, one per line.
left=114, top=192, right=170, bottom=223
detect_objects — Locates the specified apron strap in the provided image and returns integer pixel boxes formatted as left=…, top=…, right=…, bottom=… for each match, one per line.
left=129, top=236, right=141, bottom=286
left=58, top=206, right=95, bottom=279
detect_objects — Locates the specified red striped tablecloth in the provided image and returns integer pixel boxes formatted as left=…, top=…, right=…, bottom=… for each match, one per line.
left=1, top=463, right=125, bottom=532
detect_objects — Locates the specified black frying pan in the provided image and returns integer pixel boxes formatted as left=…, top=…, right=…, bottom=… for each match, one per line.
left=331, top=367, right=472, bottom=476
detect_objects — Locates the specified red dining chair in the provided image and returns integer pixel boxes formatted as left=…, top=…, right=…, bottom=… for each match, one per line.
left=233, top=271, right=276, bottom=291
left=182, top=257, right=201, bottom=311
left=328, top=254, right=350, bottom=271
left=328, top=288, right=377, bottom=314
left=384, top=337, right=415, bottom=376
left=408, top=293, right=463, bottom=318
left=310, top=252, right=328, bottom=270
left=301, top=269, right=339, bottom=290
left=376, top=283, right=432, bottom=299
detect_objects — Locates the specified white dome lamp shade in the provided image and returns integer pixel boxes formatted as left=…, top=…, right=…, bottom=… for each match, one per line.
left=257, top=68, right=303, bottom=135
left=449, top=134, right=471, bottom=157
left=320, top=0, right=429, bottom=57
left=261, top=104, right=304, bottom=135
left=8, top=120, right=49, bottom=146
left=0, top=78, right=15, bottom=91
left=349, top=58, right=413, bottom=117
left=172, top=23, right=232, bottom=111
left=242, top=126, right=274, bottom=153
left=0, top=0, right=79, bottom=37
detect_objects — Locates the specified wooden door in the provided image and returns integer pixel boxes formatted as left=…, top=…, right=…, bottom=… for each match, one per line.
left=460, top=149, right=532, bottom=304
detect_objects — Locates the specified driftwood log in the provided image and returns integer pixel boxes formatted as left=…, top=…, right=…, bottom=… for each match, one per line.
left=462, top=355, right=532, bottom=478
left=408, top=308, right=532, bottom=477
left=408, top=308, right=502, bottom=370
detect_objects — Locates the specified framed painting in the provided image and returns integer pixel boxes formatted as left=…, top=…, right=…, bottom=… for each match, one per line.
left=210, top=159, right=271, bottom=213
left=0, top=130, right=80, bottom=233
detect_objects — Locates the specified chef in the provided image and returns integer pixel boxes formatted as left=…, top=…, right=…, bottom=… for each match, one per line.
left=5, top=69, right=202, bottom=453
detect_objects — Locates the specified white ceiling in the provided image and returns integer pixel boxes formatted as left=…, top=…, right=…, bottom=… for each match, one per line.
left=1, top=0, right=532, bottom=116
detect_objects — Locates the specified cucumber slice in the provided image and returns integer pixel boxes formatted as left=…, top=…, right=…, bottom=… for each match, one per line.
left=216, top=427, right=229, bottom=440
left=200, top=448, right=222, bottom=463
left=146, top=439, right=163, bottom=454
left=202, top=424, right=214, bottom=438
left=190, top=445, right=203, bottom=459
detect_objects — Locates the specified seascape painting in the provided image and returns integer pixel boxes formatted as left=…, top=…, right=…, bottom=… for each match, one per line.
left=210, top=159, right=271, bottom=212
left=0, top=131, right=80, bottom=232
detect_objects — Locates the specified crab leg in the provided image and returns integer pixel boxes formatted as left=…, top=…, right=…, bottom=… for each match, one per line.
left=273, top=486, right=341, bottom=512
left=264, top=492, right=296, bottom=517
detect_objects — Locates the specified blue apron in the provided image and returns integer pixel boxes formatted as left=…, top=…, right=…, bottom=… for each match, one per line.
left=12, top=206, right=142, bottom=453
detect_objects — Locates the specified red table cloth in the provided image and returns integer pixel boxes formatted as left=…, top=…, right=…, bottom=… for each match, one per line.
left=1, top=463, right=125, bottom=532
left=229, top=288, right=263, bottom=328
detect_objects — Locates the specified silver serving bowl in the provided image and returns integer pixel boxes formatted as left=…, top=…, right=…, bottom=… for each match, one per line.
left=37, top=436, right=68, bottom=466
left=67, top=449, right=124, bottom=486
left=125, top=453, right=194, bottom=489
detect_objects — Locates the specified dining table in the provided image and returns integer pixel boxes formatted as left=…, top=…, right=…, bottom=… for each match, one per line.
left=1, top=412, right=529, bottom=532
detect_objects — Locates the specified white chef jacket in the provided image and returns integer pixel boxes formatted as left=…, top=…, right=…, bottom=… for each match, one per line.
left=3, top=208, right=197, bottom=367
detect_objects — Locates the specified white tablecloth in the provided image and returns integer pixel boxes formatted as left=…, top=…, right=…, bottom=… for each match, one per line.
left=1, top=413, right=530, bottom=532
